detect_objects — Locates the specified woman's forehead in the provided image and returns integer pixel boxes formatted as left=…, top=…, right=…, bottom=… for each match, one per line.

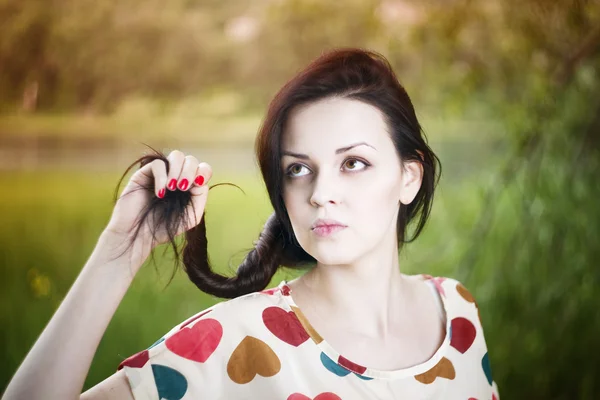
left=283, top=98, right=389, bottom=149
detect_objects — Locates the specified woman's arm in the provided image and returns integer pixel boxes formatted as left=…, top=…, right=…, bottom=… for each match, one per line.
left=2, top=152, right=211, bottom=400
left=1, top=231, right=145, bottom=400
left=80, top=370, right=132, bottom=400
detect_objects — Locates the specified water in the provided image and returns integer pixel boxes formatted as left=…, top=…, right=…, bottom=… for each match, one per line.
left=0, top=135, right=258, bottom=173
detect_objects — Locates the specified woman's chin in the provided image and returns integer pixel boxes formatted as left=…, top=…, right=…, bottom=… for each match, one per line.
left=308, top=247, right=357, bottom=266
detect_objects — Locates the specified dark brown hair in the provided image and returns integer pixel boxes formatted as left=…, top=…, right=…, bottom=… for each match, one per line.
left=114, top=48, right=441, bottom=299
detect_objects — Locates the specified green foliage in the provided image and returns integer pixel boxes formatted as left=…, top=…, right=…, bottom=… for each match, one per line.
left=453, top=62, right=600, bottom=398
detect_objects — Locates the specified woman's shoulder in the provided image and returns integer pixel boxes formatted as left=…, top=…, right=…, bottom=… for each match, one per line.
left=117, top=281, right=290, bottom=371
left=116, top=282, right=296, bottom=398
left=418, top=274, right=483, bottom=320
left=176, top=284, right=290, bottom=330
left=411, top=273, right=488, bottom=351
left=417, top=273, right=480, bottom=303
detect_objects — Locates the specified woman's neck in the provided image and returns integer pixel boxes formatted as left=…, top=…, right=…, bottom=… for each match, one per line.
left=287, top=250, right=411, bottom=340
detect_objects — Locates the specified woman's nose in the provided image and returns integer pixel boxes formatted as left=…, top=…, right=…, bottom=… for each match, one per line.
left=309, top=171, right=340, bottom=207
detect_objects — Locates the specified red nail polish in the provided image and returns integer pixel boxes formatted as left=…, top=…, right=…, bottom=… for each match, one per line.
left=178, top=179, right=189, bottom=191
left=194, top=175, right=204, bottom=186
left=158, top=188, right=165, bottom=198
left=168, top=179, right=177, bottom=190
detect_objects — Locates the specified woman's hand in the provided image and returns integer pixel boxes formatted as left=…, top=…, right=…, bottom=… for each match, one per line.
left=104, top=150, right=213, bottom=264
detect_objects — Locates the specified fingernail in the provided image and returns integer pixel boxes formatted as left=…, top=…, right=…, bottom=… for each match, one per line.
left=158, top=188, right=165, bottom=198
left=178, top=179, right=189, bottom=191
left=194, top=175, right=204, bottom=186
left=168, top=179, right=177, bottom=190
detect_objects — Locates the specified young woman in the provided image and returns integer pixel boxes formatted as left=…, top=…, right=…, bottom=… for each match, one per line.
left=3, top=48, right=499, bottom=399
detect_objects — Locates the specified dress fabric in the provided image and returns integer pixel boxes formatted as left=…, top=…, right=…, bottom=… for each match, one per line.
left=117, top=274, right=500, bottom=399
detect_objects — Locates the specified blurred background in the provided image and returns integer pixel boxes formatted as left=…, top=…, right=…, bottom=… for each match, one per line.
left=1, top=0, right=599, bottom=397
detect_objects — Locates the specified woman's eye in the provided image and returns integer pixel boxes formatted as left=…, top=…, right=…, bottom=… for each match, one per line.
left=344, top=159, right=367, bottom=171
left=288, top=164, right=310, bottom=177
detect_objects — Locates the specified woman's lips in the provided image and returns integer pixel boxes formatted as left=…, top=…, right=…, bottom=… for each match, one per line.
left=312, top=225, right=347, bottom=237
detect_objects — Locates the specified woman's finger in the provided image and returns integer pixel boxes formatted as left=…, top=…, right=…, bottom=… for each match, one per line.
left=151, top=159, right=168, bottom=198
left=178, top=155, right=200, bottom=191
left=183, top=162, right=213, bottom=230
left=183, top=183, right=209, bottom=230
left=192, top=162, right=213, bottom=187
left=166, top=150, right=186, bottom=191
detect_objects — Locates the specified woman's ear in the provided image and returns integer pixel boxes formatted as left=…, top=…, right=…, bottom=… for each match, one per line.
left=399, top=160, right=423, bottom=205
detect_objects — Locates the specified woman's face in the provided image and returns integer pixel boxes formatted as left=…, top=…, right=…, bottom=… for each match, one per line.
left=281, top=97, right=422, bottom=265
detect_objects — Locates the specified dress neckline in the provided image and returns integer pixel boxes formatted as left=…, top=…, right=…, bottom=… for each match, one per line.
left=276, top=274, right=452, bottom=380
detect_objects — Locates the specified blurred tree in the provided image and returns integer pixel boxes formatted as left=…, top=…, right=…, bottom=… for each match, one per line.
left=0, top=0, right=386, bottom=111
left=396, top=0, right=600, bottom=397
left=242, top=0, right=384, bottom=102
left=0, top=0, right=58, bottom=109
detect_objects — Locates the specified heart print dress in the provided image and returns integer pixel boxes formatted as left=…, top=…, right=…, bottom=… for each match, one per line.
left=117, top=274, right=500, bottom=399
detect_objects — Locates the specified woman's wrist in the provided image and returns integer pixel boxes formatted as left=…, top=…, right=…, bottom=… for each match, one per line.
left=93, top=229, right=151, bottom=275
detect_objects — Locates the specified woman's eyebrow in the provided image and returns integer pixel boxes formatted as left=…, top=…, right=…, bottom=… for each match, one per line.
left=281, top=142, right=377, bottom=160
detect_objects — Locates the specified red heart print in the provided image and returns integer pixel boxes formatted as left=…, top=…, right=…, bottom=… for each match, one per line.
left=450, top=317, right=476, bottom=354
left=338, top=355, right=367, bottom=374
left=166, top=318, right=223, bottom=363
left=287, top=393, right=342, bottom=400
left=179, top=309, right=213, bottom=330
left=263, top=306, right=310, bottom=347
left=117, top=349, right=149, bottom=370
left=260, top=287, right=279, bottom=295
left=281, top=284, right=291, bottom=296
